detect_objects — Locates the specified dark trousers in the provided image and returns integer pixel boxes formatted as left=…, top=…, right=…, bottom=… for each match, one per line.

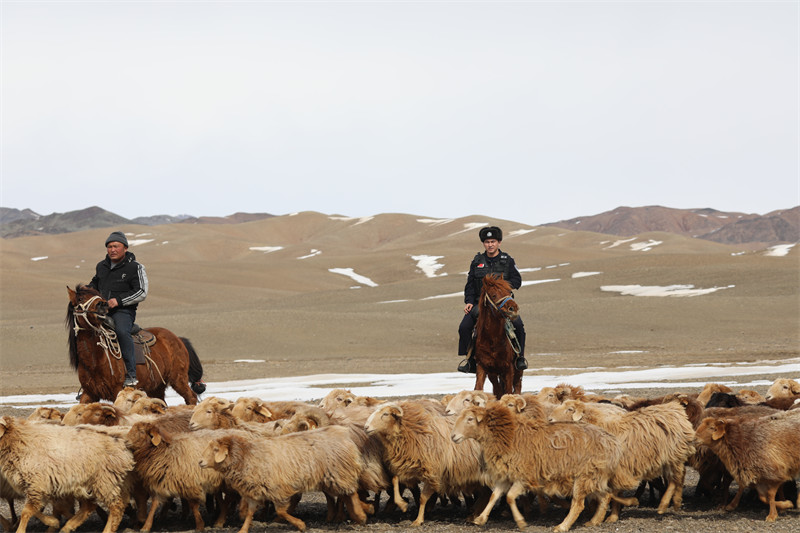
left=111, top=308, right=137, bottom=380
left=458, top=307, right=526, bottom=357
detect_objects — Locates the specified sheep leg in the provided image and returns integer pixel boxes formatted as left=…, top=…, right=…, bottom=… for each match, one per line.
left=212, top=490, right=229, bottom=528
left=410, top=483, right=435, bottom=526
left=59, top=499, right=95, bottom=533
left=273, top=501, right=306, bottom=532
left=391, top=476, right=408, bottom=512
left=17, top=496, right=60, bottom=533
left=554, top=487, right=587, bottom=533
left=140, top=495, right=163, bottom=532
left=505, top=481, right=529, bottom=530
left=343, top=492, right=368, bottom=525
left=6, top=497, right=18, bottom=524
left=236, top=499, right=257, bottom=533
left=758, top=483, right=793, bottom=522
left=187, top=499, right=205, bottom=531
left=101, top=497, right=127, bottom=533
left=473, top=484, right=508, bottom=526
left=725, top=485, right=745, bottom=512
left=587, top=493, right=611, bottom=526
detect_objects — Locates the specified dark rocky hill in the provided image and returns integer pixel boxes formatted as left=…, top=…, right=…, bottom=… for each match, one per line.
left=543, top=205, right=799, bottom=245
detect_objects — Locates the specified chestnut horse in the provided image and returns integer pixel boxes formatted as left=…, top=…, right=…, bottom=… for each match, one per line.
left=67, top=284, right=204, bottom=404
left=473, top=274, right=523, bottom=398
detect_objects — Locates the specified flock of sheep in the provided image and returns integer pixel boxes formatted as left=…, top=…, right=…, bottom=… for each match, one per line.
left=1, top=378, right=799, bottom=533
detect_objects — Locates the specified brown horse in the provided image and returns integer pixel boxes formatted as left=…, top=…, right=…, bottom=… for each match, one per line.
left=67, top=284, right=204, bottom=404
left=473, top=274, right=523, bottom=399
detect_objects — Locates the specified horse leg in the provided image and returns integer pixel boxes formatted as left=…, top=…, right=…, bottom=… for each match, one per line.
left=474, top=366, right=487, bottom=391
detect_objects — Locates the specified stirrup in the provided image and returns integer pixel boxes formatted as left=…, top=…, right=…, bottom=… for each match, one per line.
left=457, top=358, right=476, bottom=374
left=515, top=357, right=528, bottom=371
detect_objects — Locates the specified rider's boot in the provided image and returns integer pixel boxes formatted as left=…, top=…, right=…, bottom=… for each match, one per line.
left=515, top=355, right=528, bottom=371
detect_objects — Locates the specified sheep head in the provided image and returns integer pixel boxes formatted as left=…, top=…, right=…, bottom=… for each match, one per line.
left=318, top=388, right=355, bottom=413
left=451, top=406, right=485, bottom=443
left=696, top=417, right=728, bottom=444
left=765, top=378, right=800, bottom=401
left=548, top=400, right=584, bottom=423
left=498, top=394, right=526, bottom=414
left=445, top=390, right=488, bottom=415
left=27, top=407, right=64, bottom=422
left=231, top=397, right=274, bottom=423
left=190, top=397, right=233, bottom=430
left=130, top=397, right=167, bottom=415
left=200, top=437, right=231, bottom=469
left=364, top=402, right=403, bottom=436
left=114, top=388, right=148, bottom=412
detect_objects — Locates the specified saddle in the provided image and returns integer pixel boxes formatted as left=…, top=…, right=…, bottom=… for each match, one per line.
left=131, top=325, right=157, bottom=365
left=103, top=316, right=156, bottom=365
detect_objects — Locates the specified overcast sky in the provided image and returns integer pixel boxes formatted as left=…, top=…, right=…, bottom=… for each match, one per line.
left=2, top=1, right=797, bottom=226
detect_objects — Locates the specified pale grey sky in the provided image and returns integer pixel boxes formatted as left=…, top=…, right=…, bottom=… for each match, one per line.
left=2, top=1, right=798, bottom=226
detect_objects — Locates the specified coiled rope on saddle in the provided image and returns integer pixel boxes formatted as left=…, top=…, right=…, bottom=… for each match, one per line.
left=72, top=295, right=166, bottom=385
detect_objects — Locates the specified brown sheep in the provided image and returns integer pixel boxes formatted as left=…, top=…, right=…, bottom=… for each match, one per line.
left=498, top=393, right=547, bottom=421
left=279, top=406, right=332, bottom=434
left=451, top=402, right=637, bottom=532
left=0, top=416, right=133, bottom=533
left=549, top=399, right=696, bottom=521
left=765, top=378, right=800, bottom=402
left=696, top=414, right=800, bottom=521
left=737, top=389, right=766, bottom=404
left=125, top=420, right=245, bottom=532
left=190, top=396, right=279, bottom=437
left=364, top=400, right=487, bottom=526
left=199, top=425, right=368, bottom=532
left=230, top=397, right=315, bottom=423
left=443, top=390, right=490, bottom=415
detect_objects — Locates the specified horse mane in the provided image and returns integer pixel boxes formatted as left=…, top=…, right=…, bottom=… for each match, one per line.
left=66, top=284, right=102, bottom=370
left=479, top=274, right=512, bottom=300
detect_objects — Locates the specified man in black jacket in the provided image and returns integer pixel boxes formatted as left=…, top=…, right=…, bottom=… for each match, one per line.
left=457, top=226, right=527, bottom=373
left=89, top=231, right=148, bottom=387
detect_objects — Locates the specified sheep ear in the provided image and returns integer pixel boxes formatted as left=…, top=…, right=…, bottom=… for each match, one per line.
left=214, top=444, right=229, bottom=464
left=299, top=420, right=312, bottom=431
left=474, top=395, right=488, bottom=408
left=343, top=397, right=354, bottom=406
left=572, top=410, right=583, bottom=422
left=711, top=420, right=726, bottom=441
left=391, top=405, right=404, bottom=419
left=792, top=383, right=800, bottom=395
left=0, top=417, right=8, bottom=437
left=516, top=397, right=526, bottom=410
left=474, top=411, right=484, bottom=424
left=67, top=286, right=78, bottom=306
left=256, top=405, right=273, bottom=419
left=148, top=428, right=162, bottom=446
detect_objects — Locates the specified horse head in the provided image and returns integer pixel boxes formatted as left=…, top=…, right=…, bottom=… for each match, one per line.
left=66, top=284, right=109, bottom=333
left=479, top=274, right=519, bottom=320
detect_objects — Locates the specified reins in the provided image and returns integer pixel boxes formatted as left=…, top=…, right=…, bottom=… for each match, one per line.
left=482, top=291, right=521, bottom=354
left=71, top=296, right=122, bottom=375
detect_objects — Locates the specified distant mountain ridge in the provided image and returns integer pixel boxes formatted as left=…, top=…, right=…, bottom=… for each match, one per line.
left=1, top=205, right=797, bottom=245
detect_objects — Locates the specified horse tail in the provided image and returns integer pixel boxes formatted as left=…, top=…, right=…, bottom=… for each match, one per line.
left=180, top=337, right=207, bottom=395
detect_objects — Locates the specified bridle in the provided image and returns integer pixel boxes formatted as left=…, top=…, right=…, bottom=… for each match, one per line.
left=484, top=292, right=516, bottom=316
left=71, top=295, right=122, bottom=373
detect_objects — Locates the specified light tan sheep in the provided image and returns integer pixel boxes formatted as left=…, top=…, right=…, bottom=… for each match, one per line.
left=696, top=414, right=800, bottom=521
left=199, top=425, right=368, bottom=533
left=443, top=390, right=490, bottom=415
left=549, top=399, right=696, bottom=522
left=498, top=393, right=548, bottom=421
left=26, top=407, right=63, bottom=423
left=128, top=397, right=168, bottom=415
left=737, top=389, right=766, bottom=404
left=230, top=397, right=315, bottom=423
left=0, top=416, right=133, bottom=533
left=364, top=400, right=487, bottom=526
left=451, top=402, right=636, bottom=532
left=765, top=378, right=800, bottom=402
left=113, top=387, right=149, bottom=412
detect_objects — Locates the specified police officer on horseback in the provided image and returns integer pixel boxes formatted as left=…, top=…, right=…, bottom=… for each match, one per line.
left=457, top=226, right=527, bottom=373
left=89, top=231, right=148, bottom=388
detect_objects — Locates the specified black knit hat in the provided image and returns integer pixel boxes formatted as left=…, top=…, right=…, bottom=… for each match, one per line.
left=479, top=226, right=502, bottom=242
left=105, top=231, right=129, bottom=247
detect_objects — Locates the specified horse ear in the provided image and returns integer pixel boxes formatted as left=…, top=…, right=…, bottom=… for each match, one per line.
left=67, top=286, right=78, bottom=306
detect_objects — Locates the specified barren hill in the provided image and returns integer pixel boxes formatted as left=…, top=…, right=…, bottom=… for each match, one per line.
left=1, top=212, right=796, bottom=399
left=542, top=205, right=799, bottom=247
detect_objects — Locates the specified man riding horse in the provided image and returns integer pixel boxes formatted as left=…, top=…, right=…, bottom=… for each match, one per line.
left=457, top=226, right=527, bottom=373
left=89, top=231, right=148, bottom=388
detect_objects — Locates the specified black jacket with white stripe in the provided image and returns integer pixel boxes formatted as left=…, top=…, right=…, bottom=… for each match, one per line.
left=89, top=251, right=148, bottom=310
